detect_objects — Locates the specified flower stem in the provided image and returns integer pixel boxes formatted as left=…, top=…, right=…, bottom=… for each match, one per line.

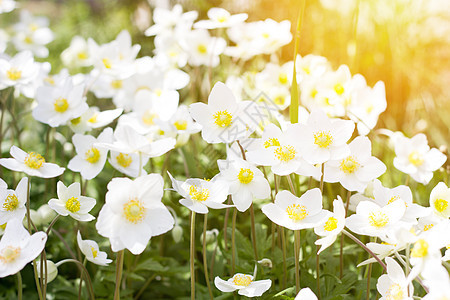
left=340, top=190, right=352, bottom=278
left=316, top=243, right=321, bottom=299
left=114, top=250, right=125, bottom=300
left=190, top=211, right=196, bottom=300
left=231, top=208, right=237, bottom=274
left=202, top=214, right=213, bottom=300
left=366, top=263, right=372, bottom=300
left=56, top=259, right=95, bottom=299
left=294, top=230, right=301, bottom=293
left=249, top=204, right=259, bottom=262
left=17, top=271, right=22, bottom=300
left=281, top=227, right=287, bottom=289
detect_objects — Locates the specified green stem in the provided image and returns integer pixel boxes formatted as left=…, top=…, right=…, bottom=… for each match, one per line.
left=56, top=259, right=95, bottom=300
left=340, top=190, right=352, bottom=278
left=281, top=227, right=287, bottom=290
left=249, top=204, right=259, bottom=262
left=316, top=242, right=321, bottom=300
left=366, top=263, right=372, bottom=300
left=202, top=214, right=213, bottom=300
left=294, top=230, right=301, bottom=293
left=17, top=271, right=22, bottom=300
left=114, top=250, right=125, bottom=300
left=190, top=211, right=196, bottom=300
left=231, top=208, right=237, bottom=274
left=134, top=274, right=156, bottom=300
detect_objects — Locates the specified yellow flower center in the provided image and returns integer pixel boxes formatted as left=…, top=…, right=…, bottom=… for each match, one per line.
left=286, top=204, right=308, bottom=222
left=411, top=239, right=428, bottom=258
left=88, top=114, right=98, bottom=124
left=44, top=76, right=55, bottom=85
left=386, top=283, right=404, bottom=300
left=24, top=36, right=33, bottom=44
left=334, top=83, right=344, bottom=95
left=24, top=152, right=45, bottom=169
left=85, top=147, right=101, bottom=164
left=340, top=156, right=360, bottom=174
left=232, top=274, right=252, bottom=286
left=423, top=224, right=434, bottom=231
left=314, top=131, right=333, bottom=148
left=197, top=44, right=208, bottom=54
left=324, top=216, right=338, bottom=231
left=310, top=88, right=318, bottom=98
left=102, top=58, right=112, bottom=69
left=174, top=120, right=188, bottom=131
left=274, top=95, right=285, bottom=105
left=264, top=138, right=280, bottom=148
left=213, top=110, right=233, bottom=128
left=142, top=111, right=158, bottom=125
left=368, top=211, right=389, bottom=228
left=71, top=117, right=81, bottom=125
left=54, top=97, right=69, bottom=113
left=237, top=168, right=254, bottom=184
left=262, top=32, right=270, bottom=38
left=302, top=66, right=311, bottom=75
left=189, top=185, right=210, bottom=202
left=0, top=223, right=6, bottom=230
left=278, top=73, right=288, bottom=85
left=388, top=196, right=401, bottom=204
left=434, top=198, right=448, bottom=213
left=91, top=247, right=98, bottom=258
left=0, top=246, right=21, bottom=263
left=217, top=16, right=228, bottom=23
left=274, top=145, right=296, bottom=162
left=77, top=51, right=88, bottom=60
left=6, top=68, right=22, bottom=81
left=408, top=151, right=424, bottom=166
left=111, top=79, right=123, bottom=89
left=123, top=199, right=146, bottom=224
left=116, top=153, right=133, bottom=168
left=3, top=194, right=19, bottom=211
left=65, top=197, right=81, bottom=213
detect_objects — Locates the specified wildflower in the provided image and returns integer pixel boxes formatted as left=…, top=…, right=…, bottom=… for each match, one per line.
left=181, top=29, right=226, bottom=67
left=61, top=36, right=92, bottom=68
left=194, top=8, right=247, bottom=29
left=295, top=287, right=318, bottom=300
left=0, top=0, right=15, bottom=13
left=262, top=189, right=329, bottom=230
left=393, top=133, right=446, bottom=184
left=0, top=51, right=39, bottom=91
left=144, top=4, right=198, bottom=38
left=96, top=174, right=174, bottom=255
left=314, top=196, right=346, bottom=254
left=0, top=219, right=47, bottom=278
left=0, top=177, right=28, bottom=224
left=376, top=257, right=413, bottom=300
left=214, top=273, right=272, bottom=297
left=168, top=173, right=231, bottom=214
left=429, top=182, right=450, bottom=219
left=0, top=145, right=64, bottom=178
left=68, top=128, right=113, bottom=180
left=69, top=107, right=123, bottom=134
left=324, top=136, right=386, bottom=192
left=36, top=259, right=58, bottom=283
left=48, top=181, right=95, bottom=222
left=218, top=158, right=270, bottom=212
left=77, top=231, right=112, bottom=266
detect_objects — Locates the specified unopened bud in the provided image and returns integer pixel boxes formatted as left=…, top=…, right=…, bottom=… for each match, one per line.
left=363, top=181, right=374, bottom=198
left=172, top=225, right=183, bottom=243
left=200, top=229, right=219, bottom=245
left=257, top=258, right=273, bottom=268
left=38, top=204, right=57, bottom=225
left=36, top=260, right=58, bottom=283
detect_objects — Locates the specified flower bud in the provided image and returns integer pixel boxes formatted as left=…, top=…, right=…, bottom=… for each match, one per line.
left=36, top=260, right=58, bottom=283
left=38, top=204, right=57, bottom=225
left=200, top=229, right=218, bottom=245
left=257, top=258, right=272, bottom=268
left=172, top=225, right=183, bottom=243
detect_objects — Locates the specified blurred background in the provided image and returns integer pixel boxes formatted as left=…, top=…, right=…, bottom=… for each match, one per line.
left=4, top=0, right=450, bottom=148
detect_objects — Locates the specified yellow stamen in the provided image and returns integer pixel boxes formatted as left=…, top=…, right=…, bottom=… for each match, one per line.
left=85, top=147, right=101, bottom=164
left=411, top=239, right=428, bottom=258
left=274, top=145, right=296, bottom=162
left=217, top=16, right=228, bottom=23
left=189, top=185, right=210, bottom=202
left=434, top=198, right=448, bottom=213
left=77, top=51, right=88, bottom=60
left=142, top=111, right=157, bottom=125
left=237, top=168, right=254, bottom=184
left=286, top=204, right=308, bottom=222
left=368, top=211, right=389, bottom=228
left=102, top=58, right=112, bottom=69
left=6, top=68, right=22, bottom=81
left=324, top=216, right=338, bottom=231
left=278, top=73, right=288, bottom=85
left=213, top=110, right=233, bottom=128
left=339, top=156, right=360, bottom=174
left=88, top=114, right=98, bottom=124
left=54, top=97, right=69, bottom=113
left=197, top=44, right=207, bottom=54
left=111, top=79, right=123, bottom=89
left=123, top=199, right=146, bottom=224
left=386, top=283, right=404, bottom=300
left=408, top=151, right=424, bottom=166
left=334, top=83, right=344, bottom=95
left=3, top=194, right=19, bottom=211
left=274, top=95, right=285, bottom=106
left=232, top=274, right=252, bottom=286
left=0, top=246, right=21, bottom=263
left=91, top=246, right=98, bottom=258
left=116, top=153, right=132, bottom=168
left=174, top=120, right=188, bottom=131
left=71, top=117, right=81, bottom=125
left=423, top=224, right=434, bottom=231
left=65, top=197, right=81, bottom=213
left=24, top=152, right=45, bottom=169
left=263, top=138, right=280, bottom=148
left=314, top=131, right=333, bottom=148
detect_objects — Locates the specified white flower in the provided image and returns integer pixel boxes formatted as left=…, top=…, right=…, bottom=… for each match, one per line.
left=36, top=259, right=58, bottom=283
left=214, top=273, right=271, bottom=297
left=0, top=51, right=39, bottom=91
left=168, top=173, right=231, bottom=214
left=246, top=123, right=320, bottom=177
left=61, top=36, right=92, bottom=68
left=421, top=263, right=450, bottom=299
left=314, top=196, right=345, bottom=254
left=48, top=181, right=95, bottom=222
left=108, top=151, right=148, bottom=178
left=96, top=174, right=174, bottom=255
left=69, top=107, right=123, bottom=134
left=144, top=4, right=197, bottom=38
left=376, top=257, right=413, bottom=300
left=346, top=200, right=406, bottom=239
left=393, top=133, right=447, bottom=184
left=190, top=82, right=257, bottom=144
left=0, top=0, right=15, bottom=13
left=262, top=189, right=329, bottom=231
left=324, top=136, right=386, bottom=192
left=0, top=178, right=28, bottom=224
left=32, top=77, right=88, bottom=127
left=429, top=182, right=450, bottom=219
left=68, top=128, right=114, bottom=180
left=295, top=287, right=318, bottom=300
left=77, top=231, right=112, bottom=266
left=194, top=8, right=247, bottom=29
left=181, top=29, right=226, bottom=67
left=297, top=109, right=354, bottom=164
left=0, top=145, right=64, bottom=178
left=0, top=218, right=47, bottom=278
left=218, top=158, right=270, bottom=212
